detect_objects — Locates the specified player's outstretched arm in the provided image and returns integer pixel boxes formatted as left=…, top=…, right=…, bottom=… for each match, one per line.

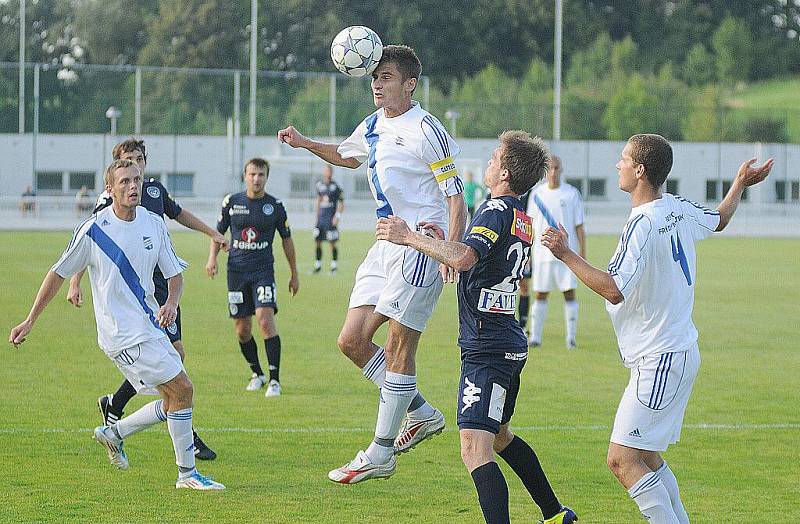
left=716, top=158, right=774, bottom=231
left=277, top=126, right=361, bottom=169
left=376, top=216, right=478, bottom=272
left=66, top=269, right=86, bottom=307
left=9, top=271, right=66, bottom=347
left=281, top=237, right=300, bottom=296
left=175, top=209, right=230, bottom=252
left=542, top=224, right=623, bottom=304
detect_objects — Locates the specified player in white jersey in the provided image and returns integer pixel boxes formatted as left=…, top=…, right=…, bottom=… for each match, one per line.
left=279, top=45, right=467, bottom=483
left=8, top=159, right=224, bottom=490
left=524, top=155, right=585, bottom=349
left=541, top=134, right=772, bottom=523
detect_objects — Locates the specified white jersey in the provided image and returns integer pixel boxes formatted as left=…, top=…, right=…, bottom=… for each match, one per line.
left=527, top=183, right=584, bottom=263
left=338, top=101, right=463, bottom=235
left=605, top=194, right=720, bottom=366
left=51, top=206, right=187, bottom=356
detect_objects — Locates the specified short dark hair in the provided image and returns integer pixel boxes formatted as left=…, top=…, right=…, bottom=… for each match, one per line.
left=244, top=157, right=269, bottom=175
left=378, top=45, right=422, bottom=81
left=498, top=130, right=550, bottom=196
left=627, top=134, right=673, bottom=188
left=112, top=139, right=146, bottom=163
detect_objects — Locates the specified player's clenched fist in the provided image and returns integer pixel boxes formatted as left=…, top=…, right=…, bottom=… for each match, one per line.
left=376, top=216, right=412, bottom=245
left=277, top=126, right=309, bottom=149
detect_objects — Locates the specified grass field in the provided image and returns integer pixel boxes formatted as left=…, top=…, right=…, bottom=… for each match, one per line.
left=1, top=230, right=798, bottom=523
left=727, top=75, right=800, bottom=141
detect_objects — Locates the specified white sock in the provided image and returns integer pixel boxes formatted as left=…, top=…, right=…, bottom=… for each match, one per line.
left=167, top=408, right=196, bottom=471
left=331, top=260, right=338, bottom=270
left=314, top=260, right=322, bottom=269
left=114, top=400, right=167, bottom=439
left=529, top=299, right=548, bottom=343
left=657, top=462, right=690, bottom=524
left=367, top=371, right=416, bottom=464
left=564, top=300, right=578, bottom=344
left=361, top=346, right=386, bottom=387
left=629, top=471, right=680, bottom=524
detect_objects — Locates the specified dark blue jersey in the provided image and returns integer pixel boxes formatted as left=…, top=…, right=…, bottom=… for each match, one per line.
left=315, top=180, right=343, bottom=227
left=217, top=191, right=291, bottom=273
left=458, top=196, right=533, bottom=353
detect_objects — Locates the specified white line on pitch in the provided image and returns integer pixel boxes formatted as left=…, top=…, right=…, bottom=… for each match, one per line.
left=0, top=422, right=797, bottom=435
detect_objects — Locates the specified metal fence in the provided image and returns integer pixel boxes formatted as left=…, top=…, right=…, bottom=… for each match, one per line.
left=1, top=61, right=799, bottom=143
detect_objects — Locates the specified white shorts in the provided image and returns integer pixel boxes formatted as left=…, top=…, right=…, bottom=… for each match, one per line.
left=349, top=240, right=443, bottom=332
left=110, top=337, right=185, bottom=393
left=533, top=259, right=577, bottom=293
left=610, top=344, right=700, bottom=452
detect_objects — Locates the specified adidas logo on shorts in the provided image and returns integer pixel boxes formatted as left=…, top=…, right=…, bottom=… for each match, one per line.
left=629, top=428, right=642, bottom=438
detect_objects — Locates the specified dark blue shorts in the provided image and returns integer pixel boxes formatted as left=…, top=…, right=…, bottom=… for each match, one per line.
left=153, top=271, right=182, bottom=343
left=227, top=269, right=277, bottom=318
left=457, top=350, right=527, bottom=434
left=314, top=223, right=339, bottom=242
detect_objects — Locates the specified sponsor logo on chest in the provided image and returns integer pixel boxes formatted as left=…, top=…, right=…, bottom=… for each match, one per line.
left=233, top=226, right=268, bottom=250
left=477, top=287, right=517, bottom=314
left=511, top=209, right=533, bottom=243
left=229, top=204, right=250, bottom=216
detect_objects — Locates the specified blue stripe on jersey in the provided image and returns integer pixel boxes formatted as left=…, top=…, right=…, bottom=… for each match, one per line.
left=422, top=115, right=450, bottom=157
left=532, top=194, right=558, bottom=229
left=608, top=214, right=646, bottom=274
left=365, top=113, right=393, bottom=218
left=86, top=223, right=162, bottom=331
left=675, top=195, right=720, bottom=215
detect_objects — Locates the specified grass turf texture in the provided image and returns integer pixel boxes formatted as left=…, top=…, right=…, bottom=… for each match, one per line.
left=1, top=230, right=797, bottom=522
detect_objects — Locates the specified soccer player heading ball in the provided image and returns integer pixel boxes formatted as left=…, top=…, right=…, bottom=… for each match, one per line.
left=279, top=44, right=468, bottom=483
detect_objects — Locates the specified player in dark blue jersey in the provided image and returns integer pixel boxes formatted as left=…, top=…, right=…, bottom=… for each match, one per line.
left=312, top=165, right=344, bottom=274
left=207, top=158, right=299, bottom=398
left=377, top=131, right=576, bottom=524
left=67, top=138, right=228, bottom=461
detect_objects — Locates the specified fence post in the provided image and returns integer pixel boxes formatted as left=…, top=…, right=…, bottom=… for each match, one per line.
left=135, top=67, right=142, bottom=135
left=329, top=74, right=337, bottom=138
left=32, top=63, right=39, bottom=178
left=422, top=76, right=430, bottom=110
left=18, top=0, right=25, bottom=134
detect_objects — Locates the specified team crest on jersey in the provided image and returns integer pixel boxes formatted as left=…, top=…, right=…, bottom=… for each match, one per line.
left=482, top=199, right=508, bottom=213
left=143, top=236, right=153, bottom=250
left=147, top=186, right=160, bottom=199
left=511, top=209, right=533, bottom=243
left=262, top=203, right=274, bottom=216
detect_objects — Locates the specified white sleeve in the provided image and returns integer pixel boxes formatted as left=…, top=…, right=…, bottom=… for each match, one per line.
left=155, top=219, right=187, bottom=279
left=337, top=119, right=369, bottom=163
left=420, top=114, right=463, bottom=197
left=573, top=189, right=585, bottom=226
left=674, top=196, right=720, bottom=241
left=51, top=221, right=93, bottom=277
left=607, top=214, right=653, bottom=299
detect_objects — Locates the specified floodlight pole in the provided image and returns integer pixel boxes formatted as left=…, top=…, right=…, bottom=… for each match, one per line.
left=553, top=0, right=563, bottom=141
left=19, top=0, right=25, bottom=134
left=249, top=0, right=257, bottom=136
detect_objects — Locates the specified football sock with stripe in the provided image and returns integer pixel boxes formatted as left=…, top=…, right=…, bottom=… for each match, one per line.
left=470, top=461, right=510, bottom=524
left=114, top=399, right=167, bottom=439
left=362, top=347, right=434, bottom=417
left=167, top=408, right=196, bottom=471
left=239, top=337, right=264, bottom=376
left=110, top=380, right=137, bottom=416
left=656, top=461, right=690, bottom=524
left=530, top=299, right=548, bottom=344
left=564, top=300, right=578, bottom=344
left=497, top=435, right=562, bottom=520
left=518, top=295, right=530, bottom=329
left=367, top=371, right=416, bottom=464
left=264, top=336, right=281, bottom=382
left=629, top=471, right=680, bottom=524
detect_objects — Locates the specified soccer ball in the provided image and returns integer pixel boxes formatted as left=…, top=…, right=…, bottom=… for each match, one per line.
left=330, top=26, right=383, bottom=78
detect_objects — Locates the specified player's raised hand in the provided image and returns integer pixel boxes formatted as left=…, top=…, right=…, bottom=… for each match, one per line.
left=376, top=216, right=412, bottom=245
left=66, top=283, right=83, bottom=307
left=9, top=319, right=33, bottom=348
left=205, top=259, right=218, bottom=279
left=541, top=223, right=571, bottom=260
left=288, top=273, right=299, bottom=296
left=736, top=157, right=774, bottom=187
left=212, top=231, right=230, bottom=252
left=277, top=126, right=308, bottom=148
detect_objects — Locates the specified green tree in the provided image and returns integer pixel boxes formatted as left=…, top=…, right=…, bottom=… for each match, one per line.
left=712, top=16, right=754, bottom=84
left=683, top=43, right=715, bottom=86
left=602, top=73, right=658, bottom=140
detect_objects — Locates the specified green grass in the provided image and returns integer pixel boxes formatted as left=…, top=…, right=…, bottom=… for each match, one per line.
left=1, top=231, right=798, bottom=522
left=726, top=75, right=800, bottom=141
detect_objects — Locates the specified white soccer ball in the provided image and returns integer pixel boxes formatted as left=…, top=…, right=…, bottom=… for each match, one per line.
left=330, top=26, right=383, bottom=78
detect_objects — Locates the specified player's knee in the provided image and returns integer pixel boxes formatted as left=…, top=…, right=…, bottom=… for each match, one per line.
left=337, top=331, right=361, bottom=358
left=493, top=427, right=514, bottom=453
left=460, top=436, right=491, bottom=471
left=174, top=375, right=194, bottom=404
left=606, top=449, right=628, bottom=478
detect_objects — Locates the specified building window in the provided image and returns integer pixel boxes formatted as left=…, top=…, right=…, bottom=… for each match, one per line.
left=289, top=173, right=311, bottom=196
left=776, top=181, right=786, bottom=202
left=666, top=179, right=679, bottom=194
left=793, top=181, right=800, bottom=201
left=69, top=172, right=96, bottom=191
left=354, top=177, right=372, bottom=199
left=706, top=180, right=719, bottom=201
left=708, top=180, right=747, bottom=201
left=779, top=181, right=800, bottom=202
left=588, top=178, right=606, bottom=199
left=566, top=178, right=584, bottom=197
left=35, top=172, right=63, bottom=193
left=167, top=173, right=194, bottom=196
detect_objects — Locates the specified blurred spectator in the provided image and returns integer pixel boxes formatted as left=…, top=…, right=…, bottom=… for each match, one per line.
left=20, top=185, right=36, bottom=215
left=76, top=185, right=93, bottom=215
left=463, top=170, right=486, bottom=217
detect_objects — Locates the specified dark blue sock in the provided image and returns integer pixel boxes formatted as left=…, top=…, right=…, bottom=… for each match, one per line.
left=470, top=462, right=510, bottom=524
left=498, top=435, right=561, bottom=519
